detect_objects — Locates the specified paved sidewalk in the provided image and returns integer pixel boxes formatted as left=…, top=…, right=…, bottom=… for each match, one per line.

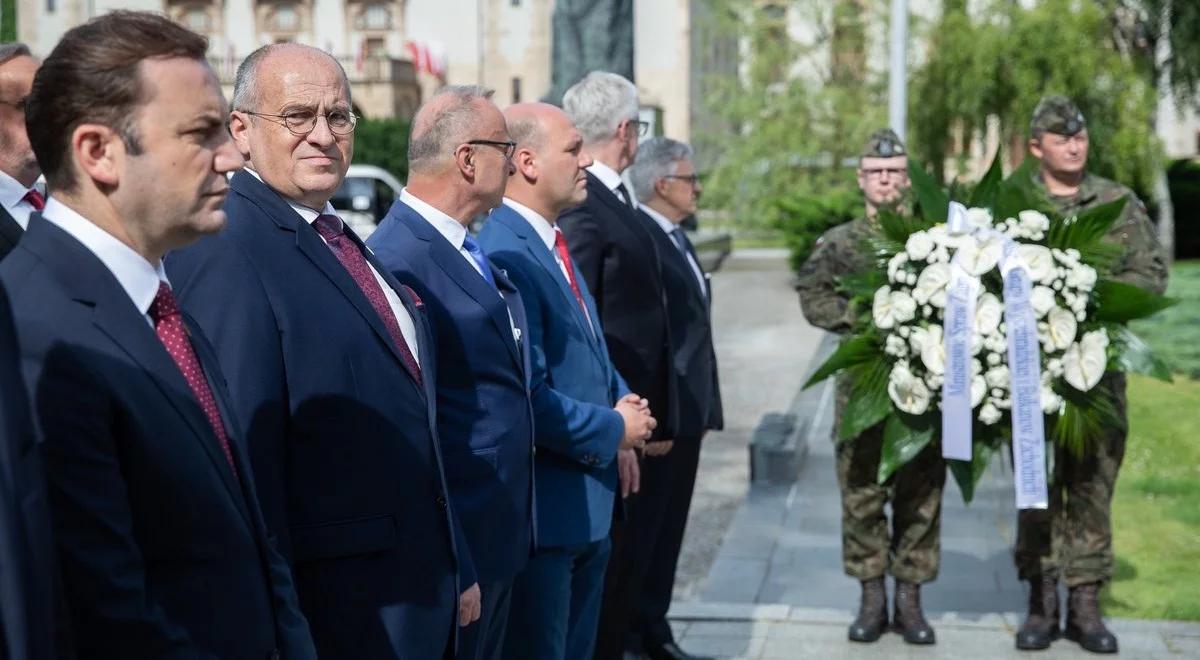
left=668, top=249, right=1200, bottom=658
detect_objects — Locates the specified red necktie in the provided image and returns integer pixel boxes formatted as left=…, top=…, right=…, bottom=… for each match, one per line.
left=553, top=228, right=591, bottom=321
left=22, top=189, right=44, bottom=211
left=312, top=214, right=423, bottom=385
left=149, top=282, right=238, bottom=478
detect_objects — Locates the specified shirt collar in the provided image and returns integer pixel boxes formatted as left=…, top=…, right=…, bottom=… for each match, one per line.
left=400, top=188, right=467, bottom=249
left=0, top=169, right=33, bottom=212
left=586, top=161, right=625, bottom=192
left=245, top=167, right=335, bottom=222
left=41, top=198, right=167, bottom=317
left=503, top=197, right=556, bottom=252
left=640, top=204, right=680, bottom=236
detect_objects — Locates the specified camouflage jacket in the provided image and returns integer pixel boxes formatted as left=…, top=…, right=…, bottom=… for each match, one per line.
left=1031, top=170, right=1169, bottom=295
left=796, top=217, right=877, bottom=335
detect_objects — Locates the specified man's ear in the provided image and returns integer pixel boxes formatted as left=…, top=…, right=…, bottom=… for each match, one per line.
left=514, top=148, right=537, bottom=181
left=72, top=123, right=122, bottom=188
left=229, top=112, right=254, bottom=160
left=454, top=144, right=475, bottom=176
left=1028, top=138, right=1043, bottom=160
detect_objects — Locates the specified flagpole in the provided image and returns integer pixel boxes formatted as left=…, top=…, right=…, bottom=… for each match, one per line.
left=888, top=0, right=908, bottom=141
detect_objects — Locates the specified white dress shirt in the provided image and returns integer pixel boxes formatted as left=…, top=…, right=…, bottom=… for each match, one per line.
left=642, top=204, right=707, bottom=295
left=586, top=161, right=635, bottom=208
left=400, top=188, right=483, bottom=278
left=245, top=169, right=420, bottom=364
left=41, top=198, right=167, bottom=327
left=503, top=197, right=595, bottom=332
left=0, top=170, right=41, bottom=231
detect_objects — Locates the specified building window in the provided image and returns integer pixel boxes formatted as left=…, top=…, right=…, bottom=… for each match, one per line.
left=269, top=4, right=301, bottom=32
left=181, top=5, right=213, bottom=33
left=358, top=3, right=392, bottom=30
left=512, top=77, right=522, bottom=103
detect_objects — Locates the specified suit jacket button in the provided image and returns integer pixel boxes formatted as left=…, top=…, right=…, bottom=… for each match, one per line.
left=436, top=496, right=448, bottom=509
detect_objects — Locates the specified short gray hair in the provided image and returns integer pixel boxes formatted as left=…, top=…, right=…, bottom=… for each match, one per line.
left=562, top=71, right=638, bottom=144
left=630, top=137, right=692, bottom=203
left=232, top=43, right=350, bottom=112
left=407, top=85, right=495, bottom=174
left=0, top=43, right=32, bottom=65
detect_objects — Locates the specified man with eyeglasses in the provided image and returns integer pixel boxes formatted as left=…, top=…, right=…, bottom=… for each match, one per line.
left=797, top=128, right=944, bottom=646
left=167, top=43, right=469, bottom=659
left=555, top=71, right=681, bottom=660
left=0, top=43, right=40, bottom=261
left=364, top=85, right=532, bottom=660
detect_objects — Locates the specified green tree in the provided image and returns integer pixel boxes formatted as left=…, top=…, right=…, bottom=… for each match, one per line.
left=352, top=117, right=411, bottom=182
left=1, top=0, right=16, bottom=42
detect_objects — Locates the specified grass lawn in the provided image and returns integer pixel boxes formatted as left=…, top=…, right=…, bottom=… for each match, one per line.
left=1103, top=260, right=1200, bottom=620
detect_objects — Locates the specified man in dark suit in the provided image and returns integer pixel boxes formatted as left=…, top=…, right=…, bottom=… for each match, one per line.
left=0, top=43, right=41, bottom=260
left=166, top=43, right=473, bottom=659
left=557, top=71, right=680, bottom=660
left=1, top=13, right=315, bottom=658
left=478, top=102, right=655, bottom=660
left=0, top=283, right=56, bottom=660
left=365, top=85, right=532, bottom=660
left=625, top=138, right=724, bottom=660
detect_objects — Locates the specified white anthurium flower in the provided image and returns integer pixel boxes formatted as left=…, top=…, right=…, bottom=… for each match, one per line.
left=975, top=292, right=1003, bottom=331
left=979, top=402, right=1002, bottom=425
left=885, top=335, right=909, bottom=358
left=966, top=207, right=993, bottom=231
left=898, top=325, right=911, bottom=338
left=955, top=233, right=1004, bottom=275
left=1062, top=330, right=1109, bottom=392
left=1015, top=244, right=1056, bottom=284
left=1017, top=209, right=1050, bottom=236
left=987, top=352, right=1001, bottom=365
left=984, top=332, right=1007, bottom=354
left=930, top=246, right=951, bottom=264
left=905, top=231, right=935, bottom=261
left=888, top=252, right=909, bottom=283
left=919, top=324, right=946, bottom=375
left=873, top=286, right=897, bottom=329
left=985, top=364, right=1010, bottom=389
left=924, top=372, right=942, bottom=390
left=971, top=331, right=984, bottom=355
left=888, top=364, right=931, bottom=415
left=1047, top=358, right=1064, bottom=377
left=912, top=263, right=951, bottom=307
left=1046, top=307, right=1077, bottom=351
left=1066, top=264, right=1098, bottom=292
left=891, top=290, right=917, bottom=324
left=908, top=326, right=927, bottom=352
left=971, top=375, right=987, bottom=408
left=1029, top=286, right=1057, bottom=318
left=1040, top=384, right=1063, bottom=414
left=930, top=289, right=948, bottom=308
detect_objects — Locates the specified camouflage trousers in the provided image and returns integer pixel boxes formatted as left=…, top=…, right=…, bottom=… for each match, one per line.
left=835, top=423, right=947, bottom=584
left=1014, top=375, right=1128, bottom=588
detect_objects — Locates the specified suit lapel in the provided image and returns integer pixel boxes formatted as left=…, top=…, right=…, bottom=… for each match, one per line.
left=493, top=266, right=530, bottom=381
left=0, top=206, right=23, bottom=250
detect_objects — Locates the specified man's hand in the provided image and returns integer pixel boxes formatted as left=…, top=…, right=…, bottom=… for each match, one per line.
left=616, top=394, right=656, bottom=450
left=644, top=440, right=674, bottom=457
left=459, top=583, right=481, bottom=627
left=618, top=448, right=640, bottom=498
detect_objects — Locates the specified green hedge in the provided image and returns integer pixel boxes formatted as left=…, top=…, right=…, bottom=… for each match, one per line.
left=775, top=183, right=864, bottom=274
left=353, top=117, right=410, bottom=182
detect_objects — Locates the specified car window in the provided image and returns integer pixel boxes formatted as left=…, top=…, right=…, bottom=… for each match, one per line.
left=331, top=177, right=374, bottom=212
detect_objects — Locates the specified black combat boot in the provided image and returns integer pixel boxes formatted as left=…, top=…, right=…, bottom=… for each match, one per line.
left=893, top=580, right=935, bottom=644
left=847, top=577, right=887, bottom=642
left=1065, top=583, right=1118, bottom=654
left=1016, top=573, right=1061, bottom=650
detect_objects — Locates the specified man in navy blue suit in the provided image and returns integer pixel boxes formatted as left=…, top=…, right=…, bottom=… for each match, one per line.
left=166, top=42, right=473, bottom=659
left=0, top=12, right=315, bottom=658
left=365, top=85, right=533, bottom=660
left=0, top=284, right=55, bottom=660
left=478, top=102, right=655, bottom=660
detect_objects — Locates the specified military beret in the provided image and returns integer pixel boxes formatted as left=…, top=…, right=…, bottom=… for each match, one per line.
left=861, top=128, right=906, bottom=158
left=1031, top=95, right=1086, bottom=136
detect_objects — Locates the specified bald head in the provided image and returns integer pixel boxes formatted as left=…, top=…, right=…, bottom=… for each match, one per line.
left=232, top=43, right=349, bottom=113
left=408, top=85, right=501, bottom=175
left=502, top=102, right=591, bottom=220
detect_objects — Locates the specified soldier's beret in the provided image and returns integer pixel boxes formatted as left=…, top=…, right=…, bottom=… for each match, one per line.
left=861, top=128, right=906, bottom=158
left=1031, top=95, right=1086, bottom=136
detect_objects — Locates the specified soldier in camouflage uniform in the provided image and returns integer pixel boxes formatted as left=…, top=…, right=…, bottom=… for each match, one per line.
left=796, top=129, right=944, bottom=646
left=1014, top=96, right=1168, bottom=655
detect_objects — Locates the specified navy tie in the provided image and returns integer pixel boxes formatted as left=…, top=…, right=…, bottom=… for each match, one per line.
left=462, top=234, right=497, bottom=289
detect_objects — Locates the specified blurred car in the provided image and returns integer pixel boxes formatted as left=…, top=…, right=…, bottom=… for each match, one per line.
left=330, top=164, right=405, bottom=240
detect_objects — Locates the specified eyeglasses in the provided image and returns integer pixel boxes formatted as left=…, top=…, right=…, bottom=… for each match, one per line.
left=663, top=174, right=700, bottom=187
left=627, top=118, right=650, bottom=138
left=244, top=108, right=357, bottom=136
left=861, top=167, right=907, bottom=179
left=465, top=139, right=517, bottom=160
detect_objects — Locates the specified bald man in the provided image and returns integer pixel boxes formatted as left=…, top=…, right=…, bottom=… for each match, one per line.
left=0, top=44, right=41, bottom=260
left=478, top=103, right=654, bottom=660
left=365, top=86, right=533, bottom=660
left=167, top=43, right=469, bottom=659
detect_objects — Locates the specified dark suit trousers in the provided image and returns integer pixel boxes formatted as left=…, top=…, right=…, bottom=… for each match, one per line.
left=625, top=438, right=704, bottom=652
left=504, top=538, right=611, bottom=660
left=458, top=579, right=514, bottom=660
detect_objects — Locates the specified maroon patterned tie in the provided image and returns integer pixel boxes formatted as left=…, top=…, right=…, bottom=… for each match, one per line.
left=22, top=189, right=44, bottom=211
left=149, top=282, right=238, bottom=478
left=312, top=214, right=423, bottom=385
